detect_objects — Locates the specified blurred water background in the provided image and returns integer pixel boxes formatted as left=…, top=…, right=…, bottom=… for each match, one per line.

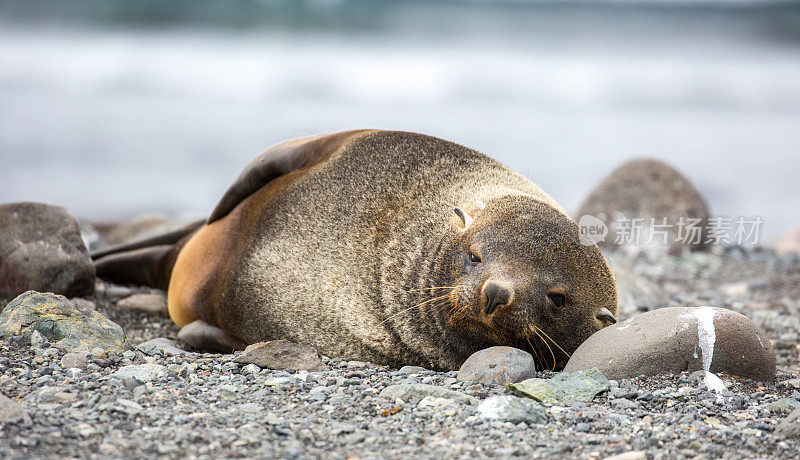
left=1, top=0, right=799, bottom=242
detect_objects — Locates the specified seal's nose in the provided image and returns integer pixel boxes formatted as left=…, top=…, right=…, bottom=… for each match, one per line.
left=482, top=280, right=514, bottom=315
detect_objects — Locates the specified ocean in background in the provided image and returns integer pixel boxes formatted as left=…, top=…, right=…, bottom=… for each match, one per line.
left=1, top=0, right=799, bottom=242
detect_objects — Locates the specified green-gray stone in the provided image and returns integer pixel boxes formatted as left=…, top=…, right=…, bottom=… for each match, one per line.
left=783, top=379, right=800, bottom=390
left=506, top=368, right=610, bottom=404
left=0, top=291, right=127, bottom=353
left=766, top=398, right=800, bottom=413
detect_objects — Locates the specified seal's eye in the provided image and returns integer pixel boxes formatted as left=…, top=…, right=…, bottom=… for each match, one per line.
left=547, top=293, right=565, bottom=310
left=468, top=252, right=481, bottom=265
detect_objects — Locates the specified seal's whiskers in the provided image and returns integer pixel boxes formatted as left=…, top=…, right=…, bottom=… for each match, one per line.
left=529, top=325, right=556, bottom=371
left=535, top=326, right=571, bottom=360
left=379, top=294, right=451, bottom=325
left=443, top=291, right=470, bottom=322
left=523, top=334, right=545, bottom=371
left=403, top=286, right=457, bottom=293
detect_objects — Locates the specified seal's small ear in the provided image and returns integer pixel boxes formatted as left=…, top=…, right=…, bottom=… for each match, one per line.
left=454, top=207, right=474, bottom=229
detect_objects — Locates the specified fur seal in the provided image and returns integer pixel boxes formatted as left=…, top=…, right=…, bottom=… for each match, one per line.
left=94, top=130, right=618, bottom=370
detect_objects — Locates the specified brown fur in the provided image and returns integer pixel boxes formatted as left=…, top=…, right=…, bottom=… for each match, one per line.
left=166, top=130, right=618, bottom=370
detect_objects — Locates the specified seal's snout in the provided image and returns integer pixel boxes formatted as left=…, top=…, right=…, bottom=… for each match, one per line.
left=482, top=280, right=515, bottom=315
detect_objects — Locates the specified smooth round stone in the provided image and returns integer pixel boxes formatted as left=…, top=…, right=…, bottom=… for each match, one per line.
left=563, top=306, right=776, bottom=382
left=457, top=346, right=536, bottom=385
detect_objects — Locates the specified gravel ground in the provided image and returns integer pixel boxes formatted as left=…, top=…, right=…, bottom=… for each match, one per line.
left=1, top=248, right=799, bottom=459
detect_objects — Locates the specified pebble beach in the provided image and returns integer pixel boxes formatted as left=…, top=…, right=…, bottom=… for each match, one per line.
left=2, top=2, right=800, bottom=458
left=2, top=247, right=799, bottom=459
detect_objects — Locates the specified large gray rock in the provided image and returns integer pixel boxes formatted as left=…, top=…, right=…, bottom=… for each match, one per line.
left=477, top=395, right=547, bottom=424
left=234, top=340, right=329, bottom=372
left=0, top=202, right=95, bottom=299
left=775, top=406, right=800, bottom=440
left=507, top=369, right=610, bottom=404
left=564, top=307, right=776, bottom=382
left=575, top=159, right=710, bottom=256
left=0, top=291, right=127, bottom=354
left=457, top=346, right=536, bottom=385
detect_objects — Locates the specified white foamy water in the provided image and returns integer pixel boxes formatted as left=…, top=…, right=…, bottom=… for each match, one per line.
left=1, top=8, right=799, bottom=239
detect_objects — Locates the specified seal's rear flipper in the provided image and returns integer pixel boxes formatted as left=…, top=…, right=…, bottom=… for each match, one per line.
left=94, top=245, right=175, bottom=290
left=178, top=319, right=247, bottom=353
left=90, top=218, right=205, bottom=259
left=92, top=219, right=204, bottom=290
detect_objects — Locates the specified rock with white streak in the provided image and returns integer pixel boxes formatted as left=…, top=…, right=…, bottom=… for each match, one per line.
left=564, top=306, right=775, bottom=382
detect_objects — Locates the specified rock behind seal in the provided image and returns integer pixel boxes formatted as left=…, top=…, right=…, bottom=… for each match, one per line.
left=563, top=306, right=776, bottom=382
left=0, top=202, right=95, bottom=299
left=0, top=290, right=127, bottom=354
left=575, top=159, right=710, bottom=255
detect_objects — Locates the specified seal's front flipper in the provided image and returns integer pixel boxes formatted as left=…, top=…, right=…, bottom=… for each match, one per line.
left=178, top=319, right=247, bottom=353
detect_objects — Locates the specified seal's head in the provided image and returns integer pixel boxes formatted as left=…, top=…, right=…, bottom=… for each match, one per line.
left=444, top=195, right=618, bottom=370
